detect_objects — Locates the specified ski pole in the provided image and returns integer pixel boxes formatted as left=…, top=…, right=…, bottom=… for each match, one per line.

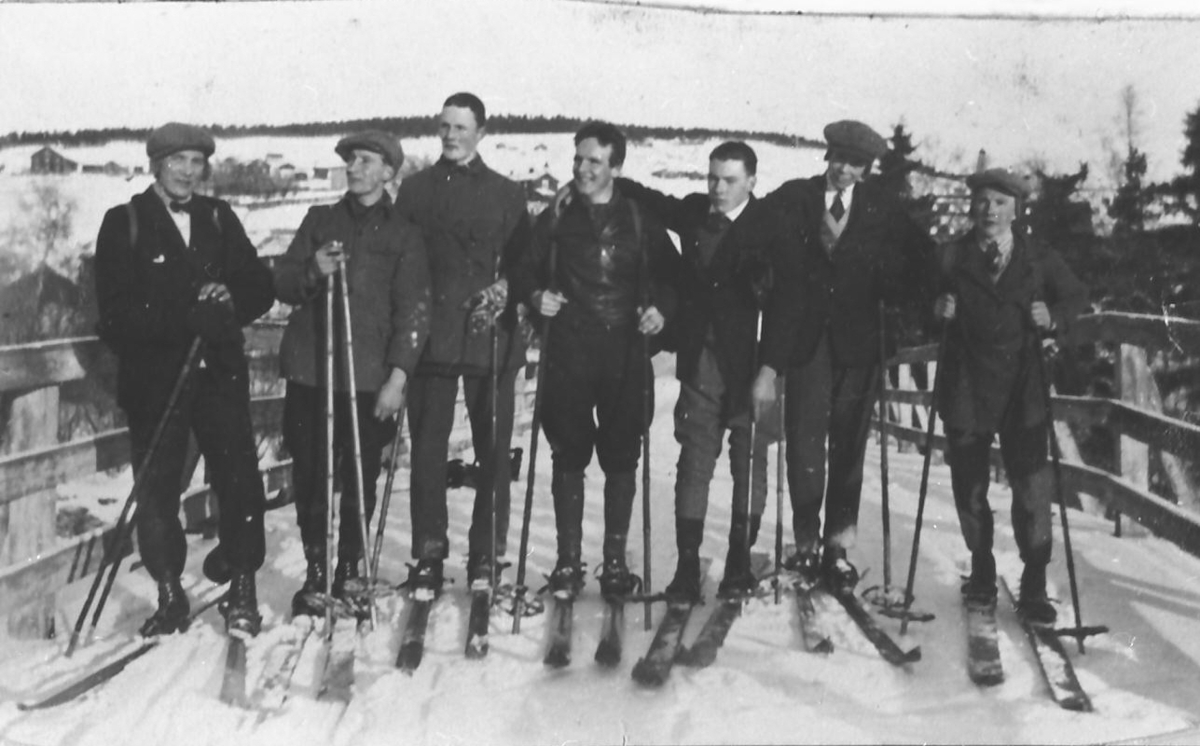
left=67, top=336, right=203, bottom=657
left=742, top=310, right=760, bottom=600
left=489, top=253, right=502, bottom=595
left=337, top=261, right=377, bottom=630
left=324, top=273, right=337, bottom=643
left=775, top=372, right=786, bottom=604
left=641, top=328, right=653, bottom=630
left=900, top=323, right=948, bottom=637
left=511, top=317, right=550, bottom=634
left=370, top=410, right=405, bottom=581
left=878, top=301, right=893, bottom=595
left=1034, top=338, right=1089, bottom=654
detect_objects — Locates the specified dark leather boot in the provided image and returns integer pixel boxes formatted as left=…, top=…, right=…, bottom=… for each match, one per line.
left=961, top=550, right=998, bottom=605
left=599, top=533, right=640, bottom=598
left=549, top=469, right=586, bottom=596
left=292, top=543, right=328, bottom=618
left=1017, top=561, right=1056, bottom=624
left=140, top=577, right=190, bottom=637
left=224, top=572, right=262, bottom=637
left=202, top=544, right=232, bottom=585
left=719, top=513, right=758, bottom=598
left=665, top=517, right=704, bottom=603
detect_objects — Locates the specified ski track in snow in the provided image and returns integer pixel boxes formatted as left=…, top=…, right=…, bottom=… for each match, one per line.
left=2, top=374, right=1200, bottom=745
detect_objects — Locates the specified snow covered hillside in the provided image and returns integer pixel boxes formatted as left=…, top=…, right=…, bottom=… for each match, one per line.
left=2, top=372, right=1200, bottom=746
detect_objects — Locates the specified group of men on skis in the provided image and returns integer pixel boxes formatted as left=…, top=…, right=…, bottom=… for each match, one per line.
left=95, top=91, right=1087, bottom=643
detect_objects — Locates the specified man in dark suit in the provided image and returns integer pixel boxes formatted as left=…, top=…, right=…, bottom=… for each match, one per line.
left=274, top=131, right=431, bottom=617
left=933, top=168, right=1088, bottom=623
left=94, top=123, right=275, bottom=637
left=395, top=93, right=530, bottom=593
left=616, top=141, right=783, bottom=600
left=753, top=120, right=932, bottom=591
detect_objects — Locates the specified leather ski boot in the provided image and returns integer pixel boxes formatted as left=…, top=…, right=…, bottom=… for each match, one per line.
left=718, top=513, right=761, bottom=599
left=140, top=577, right=190, bottom=637
left=821, top=545, right=860, bottom=594
left=1017, top=561, right=1057, bottom=624
left=202, top=544, right=232, bottom=585
left=664, top=517, right=704, bottom=603
left=291, top=543, right=328, bottom=618
left=223, top=572, right=262, bottom=637
left=961, top=550, right=998, bottom=605
left=598, top=533, right=640, bottom=599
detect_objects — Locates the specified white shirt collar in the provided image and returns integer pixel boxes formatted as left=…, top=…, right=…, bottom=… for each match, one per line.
left=823, top=180, right=856, bottom=212
left=717, top=197, right=750, bottom=223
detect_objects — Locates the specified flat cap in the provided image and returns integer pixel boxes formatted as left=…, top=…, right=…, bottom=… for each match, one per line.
left=823, top=120, right=888, bottom=165
left=146, top=122, right=215, bottom=160
left=966, top=168, right=1032, bottom=199
left=335, top=130, right=404, bottom=169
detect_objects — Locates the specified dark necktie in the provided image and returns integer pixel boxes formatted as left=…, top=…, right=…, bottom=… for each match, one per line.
left=169, top=200, right=191, bottom=214
left=829, top=190, right=846, bottom=222
left=983, top=240, right=1002, bottom=273
left=705, top=211, right=732, bottom=233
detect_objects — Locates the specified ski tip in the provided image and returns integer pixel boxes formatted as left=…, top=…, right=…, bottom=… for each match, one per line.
left=594, top=642, right=621, bottom=668
left=902, top=646, right=922, bottom=664
left=630, top=660, right=667, bottom=688
left=675, top=645, right=716, bottom=669
left=809, top=638, right=834, bottom=656
left=544, top=648, right=571, bottom=669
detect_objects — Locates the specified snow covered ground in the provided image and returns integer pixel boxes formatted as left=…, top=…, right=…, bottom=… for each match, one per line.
left=2, top=371, right=1200, bottom=745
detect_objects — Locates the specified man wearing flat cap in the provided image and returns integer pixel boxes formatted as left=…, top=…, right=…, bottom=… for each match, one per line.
left=753, top=119, right=933, bottom=592
left=95, top=122, right=275, bottom=637
left=932, top=167, right=1087, bottom=623
left=394, top=92, right=531, bottom=594
left=275, top=130, right=431, bottom=617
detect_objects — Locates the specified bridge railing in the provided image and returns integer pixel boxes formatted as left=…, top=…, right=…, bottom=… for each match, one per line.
left=0, top=322, right=535, bottom=638
left=876, top=311, right=1200, bottom=559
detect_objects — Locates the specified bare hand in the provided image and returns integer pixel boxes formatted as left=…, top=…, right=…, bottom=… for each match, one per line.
left=197, top=282, right=232, bottom=308
left=374, top=369, right=407, bottom=420
left=532, top=289, right=567, bottom=317
left=1030, top=301, right=1053, bottom=330
left=311, top=240, right=345, bottom=279
left=751, top=366, right=778, bottom=423
left=933, top=293, right=956, bottom=322
left=638, top=306, right=665, bottom=336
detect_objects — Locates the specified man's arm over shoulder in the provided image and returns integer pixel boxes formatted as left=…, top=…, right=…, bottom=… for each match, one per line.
left=645, top=214, right=682, bottom=320
left=615, top=177, right=696, bottom=234
left=212, top=199, right=274, bottom=325
left=385, top=219, right=433, bottom=374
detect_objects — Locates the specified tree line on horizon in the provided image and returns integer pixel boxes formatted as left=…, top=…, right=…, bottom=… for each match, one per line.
left=0, top=114, right=824, bottom=151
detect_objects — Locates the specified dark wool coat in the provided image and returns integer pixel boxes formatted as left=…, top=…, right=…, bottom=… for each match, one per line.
left=274, top=193, right=432, bottom=392
left=934, top=229, right=1089, bottom=434
left=615, top=178, right=784, bottom=419
left=95, top=187, right=274, bottom=413
left=758, top=175, right=933, bottom=371
left=395, top=157, right=530, bottom=376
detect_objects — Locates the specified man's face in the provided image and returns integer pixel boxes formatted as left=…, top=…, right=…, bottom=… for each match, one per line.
left=972, top=187, right=1018, bottom=240
left=708, top=158, right=755, bottom=214
left=572, top=138, right=619, bottom=202
left=826, top=157, right=868, bottom=191
left=439, top=106, right=484, bottom=165
left=344, top=149, right=394, bottom=202
left=156, top=149, right=207, bottom=201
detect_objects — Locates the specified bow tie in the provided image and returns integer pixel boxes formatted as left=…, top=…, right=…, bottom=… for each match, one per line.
left=169, top=200, right=192, bottom=214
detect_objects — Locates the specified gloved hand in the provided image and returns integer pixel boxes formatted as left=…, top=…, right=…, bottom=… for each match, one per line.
left=464, top=279, right=508, bottom=334
left=187, top=298, right=240, bottom=344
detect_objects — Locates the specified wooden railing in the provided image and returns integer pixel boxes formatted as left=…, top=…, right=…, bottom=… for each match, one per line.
left=876, top=312, right=1200, bottom=558
left=0, top=322, right=535, bottom=637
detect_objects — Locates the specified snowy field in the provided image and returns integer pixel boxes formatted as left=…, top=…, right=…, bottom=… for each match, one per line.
left=2, top=372, right=1200, bottom=746
left=0, top=132, right=826, bottom=274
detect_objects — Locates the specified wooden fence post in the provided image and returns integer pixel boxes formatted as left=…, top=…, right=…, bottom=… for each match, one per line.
left=2, top=385, right=61, bottom=639
left=1116, top=345, right=1152, bottom=537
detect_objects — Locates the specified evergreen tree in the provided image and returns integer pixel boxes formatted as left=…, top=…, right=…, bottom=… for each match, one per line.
left=1108, top=147, right=1148, bottom=233
left=1169, top=101, right=1200, bottom=223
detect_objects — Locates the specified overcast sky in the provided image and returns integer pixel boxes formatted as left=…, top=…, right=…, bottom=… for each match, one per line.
left=2, top=0, right=1199, bottom=184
